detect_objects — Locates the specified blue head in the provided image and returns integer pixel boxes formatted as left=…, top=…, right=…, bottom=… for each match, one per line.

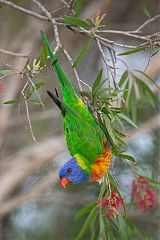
left=59, top=157, right=89, bottom=187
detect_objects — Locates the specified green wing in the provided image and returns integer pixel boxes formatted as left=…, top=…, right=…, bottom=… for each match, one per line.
left=64, top=116, right=103, bottom=162
left=47, top=91, right=103, bottom=163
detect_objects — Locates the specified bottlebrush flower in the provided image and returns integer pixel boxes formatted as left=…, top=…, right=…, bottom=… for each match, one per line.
left=98, top=190, right=122, bottom=219
left=98, top=198, right=110, bottom=207
left=132, top=176, right=157, bottom=211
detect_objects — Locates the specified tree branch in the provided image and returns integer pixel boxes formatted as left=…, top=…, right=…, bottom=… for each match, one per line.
left=0, top=48, right=29, bottom=58
left=135, top=14, right=160, bottom=32
left=31, top=0, right=61, bottom=47
left=0, top=1, right=159, bottom=51
left=0, top=0, right=49, bottom=21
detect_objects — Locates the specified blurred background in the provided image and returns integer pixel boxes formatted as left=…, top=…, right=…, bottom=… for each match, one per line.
left=0, top=0, right=159, bottom=239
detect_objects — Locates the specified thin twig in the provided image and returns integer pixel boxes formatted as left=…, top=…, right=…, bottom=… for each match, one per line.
left=20, top=80, right=38, bottom=144
left=97, top=30, right=149, bottom=41
left=97, top=39, right=126, bottom=105
left=60, top=0, right=75, bottom=14
left=96, top=39, right=116, bottom=85
left=80, top=80, right=92, bottom=91
left=63, top=48, right=83, bottom=91
left=9, top=109, right=59, bottom=127
left=0, top=62, right=20, bottom=71
left=50, top=6, right=66, bottom=15
left=96, top=39, right=115, bottom=70
left=25, top=73, right=45, bottom=109
left=135, top=14, right=160, bottom=32
left=0, top=73, right=18, bottom=84
left=0, top=0, right=48, bottom=21
left=0, top=0, right=159, bottom=52
left=96, top=39, right=113, bottom=92
left=95, top=34, right=142, bottom=49
left=18, top=81, right=29, bottom=130
left=31, top=0, right=61, bottom=47
left=0, top=48, right=30, bottom=58
left=107, top=173, right=111, bottom=194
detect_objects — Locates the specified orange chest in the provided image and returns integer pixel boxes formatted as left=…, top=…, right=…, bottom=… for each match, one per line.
left=89, top=148, right=111, bottom=182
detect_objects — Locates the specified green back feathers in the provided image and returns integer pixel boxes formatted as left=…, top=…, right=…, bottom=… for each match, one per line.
left=47, top=90, right=103, bottom=162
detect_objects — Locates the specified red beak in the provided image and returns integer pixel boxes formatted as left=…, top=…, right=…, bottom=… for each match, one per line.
left=60, top=178, right=71, bottom=188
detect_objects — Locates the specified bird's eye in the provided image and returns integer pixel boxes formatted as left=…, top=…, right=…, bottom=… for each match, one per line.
left=67, top=168, right=72, bottom=174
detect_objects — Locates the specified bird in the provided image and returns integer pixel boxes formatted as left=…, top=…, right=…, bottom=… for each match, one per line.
left=41, top=31, right=111, bottom=187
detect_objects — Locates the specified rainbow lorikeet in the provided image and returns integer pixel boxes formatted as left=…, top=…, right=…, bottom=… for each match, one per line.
left=41, top=31, right=111, bottom=187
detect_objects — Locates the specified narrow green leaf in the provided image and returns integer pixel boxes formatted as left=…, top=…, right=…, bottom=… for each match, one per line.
left=92, top=69, right=103, bottom=92
left=118, top=47, right=145, bottom=56
left=134, top=70, right=160, bottom=90
left=94, top=79, right=108, bottom=96
left=142, top=3, right=151, bottom=18
left=3, top=99, right=21, bottom=104
left=117, top=113, right=137, bottom=128
left=73, top=39, right=92, bottom=68
left=78, top=91, right=91, bottom=98
left=0, top=69, right=18, bottom=76
left=111, top=107, right=122, bottom=113
left=97, top=113, right=118, bottom=152
left=136, top=80, right=145, bottom=105
left=126, top=218, right=145, bottom=239
left=99, top=210, right=105, bottom=239
left=114, top=128, right=126, bottom=138
left=29, top=99, right=42, bottom=105
left=104, top=90, right=121, bottom=99
left=98, top=176, right=107, bottom=198
left=119, top=70, right=128, bottom=88
left=105, top=218, right=115, bottom=240
left=128, top=85, right=137, bottom=122
left=115, top=115, right=125, bottom=132
left=104, top=114, right=117, bottom=145
left=40, top=44, right=48, bottom=67
left=114, top=153, right=136, bottom=162
left=123, top=81, right=129, bottom=101
left=117, top=214, right=128, bottom=240
left=23, top=59, right=30, bottom=71
left=26, top=82, right=45, bottom=99
left=97, top=87, right=114, bottom=95
left=74, top=202, right=97, bottom=221
left=90, top=212, right=97, bottom=240
left=63, top=16, right=90, bottom=29
left=102, top=107, right=115, bottom=121
left=145, top=90, right=156, bottom=107
left=115, top=135, right=127, bottom=146
left=143, top=83, right=156, bottom=107
left=75, top=0, right=84, bottom=17
left=134, top=76, right=156, bottom=107
left=147, top=181, right=160, bottom=189
left=75, top=207, right=97, bottom=240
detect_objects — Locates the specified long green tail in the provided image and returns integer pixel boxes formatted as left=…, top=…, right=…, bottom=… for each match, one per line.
left=41, top=31, right=78, bottom=104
